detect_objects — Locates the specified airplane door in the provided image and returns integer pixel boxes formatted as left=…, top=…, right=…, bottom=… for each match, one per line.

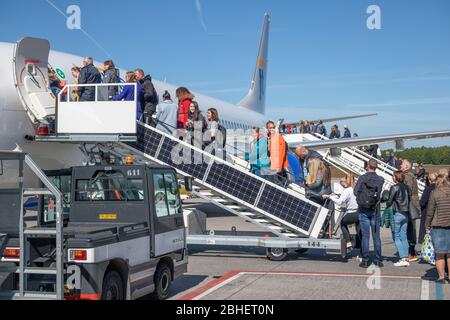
left=13, top=37, right=55, bottom=124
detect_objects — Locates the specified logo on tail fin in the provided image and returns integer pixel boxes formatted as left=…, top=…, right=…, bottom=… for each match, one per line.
left=258, top=57, right=266, bottom=69
left=258, top=56, right=266, bottom=101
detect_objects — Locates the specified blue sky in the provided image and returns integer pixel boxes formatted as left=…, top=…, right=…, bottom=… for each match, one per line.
left=1, top=0, right=450, bottom=148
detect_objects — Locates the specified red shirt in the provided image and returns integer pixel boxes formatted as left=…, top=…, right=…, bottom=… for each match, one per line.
left=177, top=98, right=192, bottom=129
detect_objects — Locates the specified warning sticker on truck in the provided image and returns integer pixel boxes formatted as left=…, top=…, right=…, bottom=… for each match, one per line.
left=99, top=214, right=117, bottom=220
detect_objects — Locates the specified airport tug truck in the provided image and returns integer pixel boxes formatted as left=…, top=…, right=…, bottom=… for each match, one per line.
left=0, top=151, right=188, bottom=300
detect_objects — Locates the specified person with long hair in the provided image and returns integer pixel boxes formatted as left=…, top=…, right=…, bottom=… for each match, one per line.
left=426, top=173, right=450, bottom=283
left=386, top=171, right=412, bottom=267
left=176, top=87, right=194, bottom=129
left=112, top=72, right=142, bottom=120
left=205, top=108, right=225, bottom=156
left=71, top=66, right=81, bottom=101
left=419, top=173, right=437, bottom=243
left=207, top=108, right=219, bottom=140
left=305, top=158, right=331, bottom=205
left=324, top=174, right=360, bottom=257
left=248, top=127, right=270, bottom=176
left=186, top=101, right=205, bottom=146
left=103, top=59, right=120, bottom=98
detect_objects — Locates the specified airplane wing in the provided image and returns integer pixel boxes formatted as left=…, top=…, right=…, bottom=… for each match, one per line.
left=287, top=130, right=450, bottom=150
left=283, top=113, right=378, bottom=126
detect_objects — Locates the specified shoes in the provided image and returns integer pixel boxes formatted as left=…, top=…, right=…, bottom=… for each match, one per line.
left=436, top=278, right=446, bottom=285
left=394, top=259, right=410, bottom=267
left=359, top=261, right=370, bottom=268
left=373, top=261, right=384, bottom=268
left=408, top=255, right=419, bottom=262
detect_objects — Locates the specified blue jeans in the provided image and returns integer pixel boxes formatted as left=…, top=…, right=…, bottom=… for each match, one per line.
left=359, top=210, right=382, bottom=263
left=394, top=212, right=409, bottom=259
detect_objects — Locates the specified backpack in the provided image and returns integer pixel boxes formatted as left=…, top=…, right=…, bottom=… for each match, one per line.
left=152, top=86, right=159, bottom=106
left=356, top=176, right=379, bottom=210
left=217, top=124, right=227, bottom=148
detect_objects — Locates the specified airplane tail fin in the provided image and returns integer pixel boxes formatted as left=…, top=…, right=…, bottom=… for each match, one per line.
left=238, top=13, right=270, bottom=115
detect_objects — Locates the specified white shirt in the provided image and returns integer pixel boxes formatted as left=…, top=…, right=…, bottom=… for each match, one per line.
left=329, top=187, right=358, bottom=213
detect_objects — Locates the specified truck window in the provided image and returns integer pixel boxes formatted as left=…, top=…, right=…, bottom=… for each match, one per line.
left=42, top=174, right=72, bottom=223
left=153, top=173, right=169, bottom=218
left=75, top=171, right=144, bottom=202
left=164, top=173, right=181, bottom=215
left=152, top=172, right=181, bottom=218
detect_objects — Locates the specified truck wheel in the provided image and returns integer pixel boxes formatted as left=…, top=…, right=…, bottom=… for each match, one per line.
left=101, top=270, right=124, bottom=300
left=266, top=248, right=288, bottom=261
left=295, top=248, right=309, bottom=255
left=151, top=263, right=172, bottom=300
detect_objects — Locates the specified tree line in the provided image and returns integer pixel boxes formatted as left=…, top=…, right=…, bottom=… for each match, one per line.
left=383, top=146, right=450, bottom=165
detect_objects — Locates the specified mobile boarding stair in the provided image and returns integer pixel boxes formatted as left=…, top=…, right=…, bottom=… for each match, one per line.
left=114, top=123, right=346, bottom=260
left=300, top=133, right=425, bottom=196
left=25, top=82, right=346, bottom=261
left=0, top=151, right=64, bottom=300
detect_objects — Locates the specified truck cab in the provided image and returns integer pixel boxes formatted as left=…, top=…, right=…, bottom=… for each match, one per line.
left=1, top=162, right=188, bottom=300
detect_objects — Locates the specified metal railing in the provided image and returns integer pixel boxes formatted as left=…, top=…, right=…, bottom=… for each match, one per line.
left=57, top=83, right=136, bottom=103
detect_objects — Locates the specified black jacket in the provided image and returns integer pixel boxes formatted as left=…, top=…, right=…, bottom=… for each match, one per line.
left=329, top=129, right=341, bottom=139
left=386, top=183, right=411, bottom=213
left=140, top=75, right=158, bottom=113
left=78, top=63, right=102, bottom=101
left=103, top=68, right=120, bottom=97
left=420, top=183, right=435, bottom=211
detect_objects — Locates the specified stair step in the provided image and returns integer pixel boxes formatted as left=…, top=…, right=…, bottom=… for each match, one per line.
left=266, top=226, right=283, bottom=230
left=24, top=267, right=57, bottom=275
left=253, top=219, right=269, bottom=223
left=0, top=291, right=59, bottom=300
left=226, top=205, right=242, bottom=210
left=24, top=228, right=57, bottom=235
left=0, top=266, right=19, bottom=273
left=198, top=191, right=214, bottom=196
left=23, top=188, right=52, bottom=196
left=237, top=212, right=254, bottom=216
left=283, top=233, right=299, bottom=238
left=22, top=292, right=58, bottom=300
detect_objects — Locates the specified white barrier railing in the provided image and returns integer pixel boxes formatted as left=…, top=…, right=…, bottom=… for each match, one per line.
left=56, top=83, right=137, bottom=134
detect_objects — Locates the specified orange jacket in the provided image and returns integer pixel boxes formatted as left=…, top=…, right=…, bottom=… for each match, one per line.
left=268, top=133, right=289, bottom=172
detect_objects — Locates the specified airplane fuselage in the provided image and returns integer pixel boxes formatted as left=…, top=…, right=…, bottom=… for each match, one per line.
left=0, top=42, right=266, bottom=186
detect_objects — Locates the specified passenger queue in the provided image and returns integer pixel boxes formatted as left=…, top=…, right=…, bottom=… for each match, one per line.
left=59, top=57, right=449, bottom=282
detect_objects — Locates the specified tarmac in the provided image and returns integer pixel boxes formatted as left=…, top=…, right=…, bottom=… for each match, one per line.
left=164, top=199, right=449, bottom=301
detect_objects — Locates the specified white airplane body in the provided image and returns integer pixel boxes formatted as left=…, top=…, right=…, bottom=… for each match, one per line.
left=0, top=14, right=449, bottom=187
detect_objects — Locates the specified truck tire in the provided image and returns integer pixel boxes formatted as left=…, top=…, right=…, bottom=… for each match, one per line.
left=151, top=263, right=172, bottom=300
left=101, top=270, right=124, bottom=300
left=266, top=248, right=288, bottom=261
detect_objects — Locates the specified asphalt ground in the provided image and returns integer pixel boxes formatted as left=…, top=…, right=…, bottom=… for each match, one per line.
left=167, top=199, right=449, bottom=301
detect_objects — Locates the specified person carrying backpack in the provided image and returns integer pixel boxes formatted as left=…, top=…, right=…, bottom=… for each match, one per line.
left=354, top=159, right=385, bottom=268
left=205, top=108, right=227, bottom=158
left=134, top=69, right=159, bottom=126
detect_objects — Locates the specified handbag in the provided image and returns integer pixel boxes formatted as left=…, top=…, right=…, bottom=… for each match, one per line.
left=408, top=202, right=421, bottom=220
left=420, top=232, right=435, bottom=265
